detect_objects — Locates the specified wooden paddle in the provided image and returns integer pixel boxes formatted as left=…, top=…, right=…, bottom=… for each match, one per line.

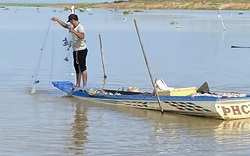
left=133, top=19, right=164, bottom=113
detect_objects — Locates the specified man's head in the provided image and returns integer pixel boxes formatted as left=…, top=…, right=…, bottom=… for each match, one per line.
left=67, top=14, right=78, bottom=22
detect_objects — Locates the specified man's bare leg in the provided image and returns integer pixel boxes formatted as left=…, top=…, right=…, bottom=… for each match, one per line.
left=70, top=73, right=81, bottom=92
left=76, top=73, right=81, bottom=87
left=82, top=70, right=87, bottom=87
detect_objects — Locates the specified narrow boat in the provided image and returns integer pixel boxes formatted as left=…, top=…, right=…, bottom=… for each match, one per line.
left=52, top=80, right=250, bottom=120
left=51, top=13, right=250, bottom=120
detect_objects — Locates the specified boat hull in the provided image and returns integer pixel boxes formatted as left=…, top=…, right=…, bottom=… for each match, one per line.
left=52, top=81, right=250, bottom=120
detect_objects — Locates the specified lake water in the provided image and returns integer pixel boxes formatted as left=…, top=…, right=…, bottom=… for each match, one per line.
left=1, top=6, right=250, bottom=155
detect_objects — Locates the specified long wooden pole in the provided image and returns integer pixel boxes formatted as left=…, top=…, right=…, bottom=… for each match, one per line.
left=99, top=33, right=107, bottom=79
left=133, top=20, right=163, bottom=113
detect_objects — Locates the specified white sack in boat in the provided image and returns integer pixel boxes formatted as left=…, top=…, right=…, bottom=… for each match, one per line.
left=155, top=79, right=174, bottom=91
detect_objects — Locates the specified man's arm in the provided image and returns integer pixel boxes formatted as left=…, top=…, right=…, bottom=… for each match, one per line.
left=51, top=17, right=68, bottom=29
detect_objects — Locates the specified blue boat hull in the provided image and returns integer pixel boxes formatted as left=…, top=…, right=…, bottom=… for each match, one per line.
left=52, top=81, right=250, bottom=120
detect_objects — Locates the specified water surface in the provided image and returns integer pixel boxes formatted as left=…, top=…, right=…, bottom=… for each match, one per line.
left=1, top=6, right=250, bottom=155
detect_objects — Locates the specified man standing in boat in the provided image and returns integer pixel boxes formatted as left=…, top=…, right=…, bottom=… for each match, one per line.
left=51, top=13, right=88, bottom=88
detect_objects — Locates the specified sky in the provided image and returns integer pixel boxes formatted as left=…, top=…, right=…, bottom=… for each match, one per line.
left=0, top=0, right=115, bottom=3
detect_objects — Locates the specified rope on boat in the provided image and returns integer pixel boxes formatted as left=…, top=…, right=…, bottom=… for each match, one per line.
left=31, top=20, right=52, bottom=94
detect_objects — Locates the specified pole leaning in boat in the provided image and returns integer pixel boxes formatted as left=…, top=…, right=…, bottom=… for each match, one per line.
left=99, top=33, right=107, bottom=79
left=133, top=19, right=164, bottom=113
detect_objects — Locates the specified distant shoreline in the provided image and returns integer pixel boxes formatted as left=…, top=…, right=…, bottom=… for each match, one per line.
left=1, top=2, right=250, bottom=10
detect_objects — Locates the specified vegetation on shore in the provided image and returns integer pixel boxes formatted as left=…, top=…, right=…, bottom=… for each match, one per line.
left=0, top=1, right=250, bottom=10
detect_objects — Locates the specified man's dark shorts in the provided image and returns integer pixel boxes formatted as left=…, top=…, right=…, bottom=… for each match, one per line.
left=73, top=48, right=88, bottom=74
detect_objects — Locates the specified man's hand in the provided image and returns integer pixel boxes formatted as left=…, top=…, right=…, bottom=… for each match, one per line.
left=51, top=17, right=58, bottom=22
left=51, top=17, right=68, bottom=29
left=69, top=28, right=75, bottom=33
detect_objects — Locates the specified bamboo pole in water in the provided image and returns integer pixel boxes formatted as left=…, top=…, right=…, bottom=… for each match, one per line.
left=133, top=19, right=164, bottom=113
left=218, top=10, right=226, bottom=31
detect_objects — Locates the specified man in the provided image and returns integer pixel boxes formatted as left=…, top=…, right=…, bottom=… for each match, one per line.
left=51, top=14, right=88, bottom=88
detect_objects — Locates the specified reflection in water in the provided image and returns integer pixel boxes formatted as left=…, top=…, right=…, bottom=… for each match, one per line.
left=146, top=111, right=250, bottom=154
left=101, top=106, right=250, bottom=154
left=214, top=119, right=250, bottom=146
left=69, top=104, right=89, bottom=154
left=218, top=119, right=250, bottom=131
